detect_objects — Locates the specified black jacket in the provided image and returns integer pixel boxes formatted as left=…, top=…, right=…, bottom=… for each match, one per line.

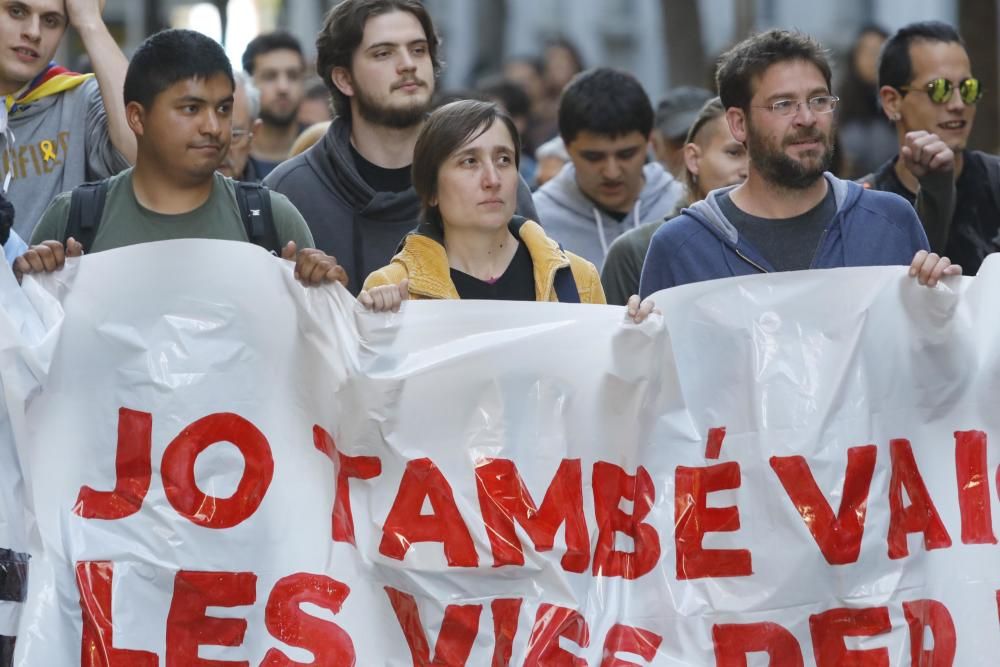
left=861, top=150, right=1000, bottom=273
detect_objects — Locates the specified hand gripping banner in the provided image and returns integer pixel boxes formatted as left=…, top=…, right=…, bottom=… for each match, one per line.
left=1, top=240, right=1000, bottom=666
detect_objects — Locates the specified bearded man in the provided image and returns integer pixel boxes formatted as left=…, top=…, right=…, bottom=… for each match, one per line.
left=241, top=31, right=306, bottom=178
left=265, top=0, right=537, bottom=293
left=639, top=29, right=957, bottom=295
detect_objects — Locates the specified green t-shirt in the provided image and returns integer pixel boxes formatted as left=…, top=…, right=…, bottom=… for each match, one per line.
left=31, top=168, right=315, bottom=252
left=600, top=218, right=668, bottom=306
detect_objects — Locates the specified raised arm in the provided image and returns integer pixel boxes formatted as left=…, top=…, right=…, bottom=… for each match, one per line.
left=900, top=131, right=956, bottom=253
left=67, top=0, right=136, bottom=163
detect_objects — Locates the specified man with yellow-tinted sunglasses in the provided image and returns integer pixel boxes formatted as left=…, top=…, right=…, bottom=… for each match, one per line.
left=863, top=21, right=999, bottom=275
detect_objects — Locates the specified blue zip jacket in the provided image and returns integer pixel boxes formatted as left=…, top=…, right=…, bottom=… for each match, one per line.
left=639, top=174, right=930, bottom=297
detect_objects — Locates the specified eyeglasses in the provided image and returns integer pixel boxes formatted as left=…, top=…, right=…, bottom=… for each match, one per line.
left=898, top=77, right=983, bottom=105
left=754, top=96, right=839, bottom=116
left=231, top=128, right=253, bottom=144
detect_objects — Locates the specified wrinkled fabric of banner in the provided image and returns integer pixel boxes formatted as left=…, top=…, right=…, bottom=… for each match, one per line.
left=1, top=240, right=999, bottom=665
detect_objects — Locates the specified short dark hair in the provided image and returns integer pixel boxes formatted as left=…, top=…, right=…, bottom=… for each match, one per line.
left=878, top=21, right=964, bottom=91
left=125, top=29, right=233, bottom=109
left=316, top=0, right=442, bottom=119
left=242, top=31, right=305, bottom=75
left=557, top=68, right=654, bottom=145
left=716, top=29, right=832, bottom=112
left=412, top=100, right=521, bottom=231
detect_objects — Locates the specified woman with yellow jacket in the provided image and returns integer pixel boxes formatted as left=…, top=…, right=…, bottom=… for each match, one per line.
left=360, top=100, right=653, bottom=321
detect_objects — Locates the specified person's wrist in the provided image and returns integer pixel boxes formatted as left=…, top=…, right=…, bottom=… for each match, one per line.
left=917, top=165, right=954, bottom=188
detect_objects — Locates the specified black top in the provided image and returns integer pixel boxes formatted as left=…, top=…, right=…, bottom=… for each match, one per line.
left=872, top=151, right=1000, bottom=275
left=450, top=241, right=536, bottom=300
left=247, top=155, right=282, bottom=180
left=349, top=144, right=412, bottom=194
left=719, top=187, right=836, bottom=272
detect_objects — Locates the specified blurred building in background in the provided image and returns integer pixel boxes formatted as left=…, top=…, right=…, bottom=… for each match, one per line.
left=73, top=0, right=997, bottom=151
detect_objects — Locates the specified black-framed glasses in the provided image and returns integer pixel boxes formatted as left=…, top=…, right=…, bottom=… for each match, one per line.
left=898, top=77, right=983, bottom=105
left=754, top=96, right=839, bottom=116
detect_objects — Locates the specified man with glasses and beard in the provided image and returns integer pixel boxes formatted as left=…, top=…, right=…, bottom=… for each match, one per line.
left=640, top=29, right=957, bottom=296
left=866, top=21, right=1000, bottom=275
left=265, top=0, right=537, bottom=293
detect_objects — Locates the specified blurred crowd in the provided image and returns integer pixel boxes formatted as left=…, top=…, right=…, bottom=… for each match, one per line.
left=2, top=0, right=994, bottom=303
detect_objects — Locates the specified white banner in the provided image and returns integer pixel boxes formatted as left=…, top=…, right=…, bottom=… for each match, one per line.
left=2, top=240, right=999, bottom=666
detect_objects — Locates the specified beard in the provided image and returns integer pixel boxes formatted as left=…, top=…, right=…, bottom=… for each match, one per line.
left=747, top=121, right=834, bottom=190
left=353, top=79, right=432, bottom=129
left=259, top=106, right=298, bottom=129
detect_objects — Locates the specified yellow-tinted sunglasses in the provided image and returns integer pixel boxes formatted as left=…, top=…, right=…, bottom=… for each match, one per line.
left=899, top=77, right=983, bottom=105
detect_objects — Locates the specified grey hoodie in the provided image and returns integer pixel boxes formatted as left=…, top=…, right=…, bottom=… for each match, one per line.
left=3, top=77, right=128, bottom=239
left=532, top=160, right=684, bottom=269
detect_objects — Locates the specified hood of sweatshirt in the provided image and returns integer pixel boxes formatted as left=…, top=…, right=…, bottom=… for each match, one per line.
left=684, top=172, right=862, bottom=246
left=304, top=115, right=421, bottom=222
left=534, top=160, right=684, bottom=263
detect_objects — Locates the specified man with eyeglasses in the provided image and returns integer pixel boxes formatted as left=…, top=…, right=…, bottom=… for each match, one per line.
left=640, top=29, right=956, bottom=295
left=218, top=71, right=263, bottom=182
left=865, top=21, right=999, bottom=275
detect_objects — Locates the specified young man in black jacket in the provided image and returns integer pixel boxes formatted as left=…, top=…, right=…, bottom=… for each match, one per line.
left=264, top=0, right=537, bottom=293
left=865, top=21, right=1000, bottom=274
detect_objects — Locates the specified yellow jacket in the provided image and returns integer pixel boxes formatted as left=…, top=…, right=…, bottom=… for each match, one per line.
left=363, top=219, right=606, bottom=304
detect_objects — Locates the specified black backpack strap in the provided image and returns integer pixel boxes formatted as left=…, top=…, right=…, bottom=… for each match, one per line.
left=553, top=242, right=580, bottom=303
left=235, top=182, right=280, bottom=254
left=65, top=181, right=108, bottom=252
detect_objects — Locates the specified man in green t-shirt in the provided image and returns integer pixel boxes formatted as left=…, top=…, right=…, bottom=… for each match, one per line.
left=15, top=29, right=346, bottom=288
